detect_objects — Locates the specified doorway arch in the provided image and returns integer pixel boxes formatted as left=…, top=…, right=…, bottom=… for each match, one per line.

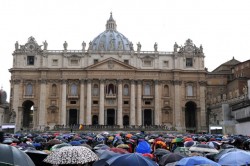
left=185, top=101, right=197, bottom=132
left=22, top=100, right=34, bottom=128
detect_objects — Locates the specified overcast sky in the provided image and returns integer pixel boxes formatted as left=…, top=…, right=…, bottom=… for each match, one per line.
left=0, top=0, right=250, bottom=99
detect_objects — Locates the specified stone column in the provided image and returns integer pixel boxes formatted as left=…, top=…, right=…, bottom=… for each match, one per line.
left=173, top=80, right=182, bottom=130
left=154, top=80, right=160, bottom=125
left=61, top=80, right=67, bottom=126
left=38, top=80, right=47, bottom=130
left=12, top=80, right=20, bottom=131
left=79, top=79, right=85, bottom=124
left=99, top=79, right=105, bottom=125
left=248, top=80, right=250, bottom=100
left=199, top=81, right=206, bottom=131
left=86, top=79, right=92, bottom=125
left=137, top=80, right=142, bottom=126
left=130, top=80, right=136, bottom=125
left=117, top=80, right=123, bottom=127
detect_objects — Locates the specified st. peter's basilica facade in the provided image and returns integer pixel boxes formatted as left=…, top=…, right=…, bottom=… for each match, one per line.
left=9, top=13, right=207, bottom=132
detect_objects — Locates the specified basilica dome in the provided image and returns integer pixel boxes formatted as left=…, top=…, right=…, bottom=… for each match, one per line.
left=91, top=13, right=132, bottom=52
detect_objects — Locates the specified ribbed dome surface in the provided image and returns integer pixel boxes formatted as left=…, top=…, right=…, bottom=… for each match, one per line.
left=91, top=13, right=131, bottom=51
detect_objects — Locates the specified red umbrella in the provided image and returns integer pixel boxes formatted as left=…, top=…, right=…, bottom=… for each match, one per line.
left=109, top=147, right=129, bottom=154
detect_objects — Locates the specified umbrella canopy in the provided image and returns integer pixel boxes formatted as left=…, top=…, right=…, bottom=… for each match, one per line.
left=24, top=149, right=51, bottom=166
left=174, top=147, right=190, bottom=156
left=116, top=144, right=130, bottom=149
left=109, top=147, right=129, bottom=154
left=184, top=141, right=196, bottom=147
left=50, top=143, right=72, bottom=151
left=44, top=146, right=99, bottom=165
left=214, top=148, right=242, bottom=162
left=176, top=156, right=220, bottom=166
left=153, top=148, right=171, bottom=160
left=47, top=139, right=62, bottom=146
left=189, top=144, right=219, bottom=154
left=136, top=140, right=151, bottom=154
left=159, top=153, right=185, bottom=166
left=218, top=151, right=250, bottom=166
left=93, top=144, right=110, bottom=151
left=106, top=153, right=158, bottom=166
left=93, top=149, right=121, bottom=166
left=0, top=144, right=35, bottom=166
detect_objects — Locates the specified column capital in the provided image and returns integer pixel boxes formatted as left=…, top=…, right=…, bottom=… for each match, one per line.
left=13, top=79, right=21, bottom=84
left=136, top=80, right=142, bottom=84
left=80, top=79, right=86, bottom=84
left=87, top=79, right=92, bottom=84
left=199, top=80, right=207, bottom=86
left=38, top=79, right=47, bottom=84
left=100, top=79, right=106, bottom=84
left=117, top=79, right=123, bottom=84
left=172, top=80, right=182, bottom=85
left=130, top=79, right=135, bottom=84
left=154, top=80, right=159, bottom=85
left=61, top=79, right=68, bottom=84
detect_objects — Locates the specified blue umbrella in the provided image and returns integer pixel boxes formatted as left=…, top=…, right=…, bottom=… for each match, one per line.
left=218, top=151, right=250, bottom=166
left=136, top=140, right=151, bottom=154
left=106, top=153, right=158, bottom=166
left=176, top=156, right=220, bottom=166
left=69, top=141, right=81, bottom=146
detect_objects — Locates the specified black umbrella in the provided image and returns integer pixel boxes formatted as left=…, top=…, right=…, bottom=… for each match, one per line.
left=159, top=153, right=186, bottom=166
left=0, top=144, right=35, bottom=166
left=153, top=148, right=171, bottom=160
left=24, top=149, right=52, bottom=166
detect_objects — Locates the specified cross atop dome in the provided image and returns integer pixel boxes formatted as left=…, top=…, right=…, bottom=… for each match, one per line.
left=106, top=12, right=117, bottom=31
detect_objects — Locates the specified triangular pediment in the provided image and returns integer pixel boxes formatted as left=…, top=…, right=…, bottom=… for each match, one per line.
left=85, top=57, right=137, bottom=70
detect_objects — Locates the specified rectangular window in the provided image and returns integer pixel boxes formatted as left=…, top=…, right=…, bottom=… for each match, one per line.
left=163, top=61, right=169, bottom=67
left=145, top=101, right=151, bottom=105
left=93, top=100, right=99, bottom=104
left=124, top=60, right=129, bottom=64
left=70, top=101, right=76, bottom=104
left=94, top=59, right=99, bottom=64
left=124, top=101, right=129, bottom=104
left=187, top=85, right=193, bottom=96
left=71, top=59, right=79, bottom=66
left=27, top=56, right=34, bottom=65
left=186, top=58, right=193, bottom=67
left=143, top=60, right=152, bottom=67
left=52, top=59, right=58, bottom=66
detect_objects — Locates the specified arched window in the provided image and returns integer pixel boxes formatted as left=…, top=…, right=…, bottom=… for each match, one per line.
left=71, top=83, right=78, bottom=96
left=93, top=84, right=99, bottom=96
left=186, top=85, right=193, bottom=96
left=144, top=83, right=151, bottom=95
left=26, top=83, right=33, bottom=96
left=164, top=85, right=169, bottom=97
left=52, top=84, right=57, bottom=96
left=123, top=84, right=129, bottom=96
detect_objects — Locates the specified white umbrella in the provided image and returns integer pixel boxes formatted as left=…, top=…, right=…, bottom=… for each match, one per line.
left=44, top=146, right=99, bottom=165
left=189, top=144, right=219, bottom=154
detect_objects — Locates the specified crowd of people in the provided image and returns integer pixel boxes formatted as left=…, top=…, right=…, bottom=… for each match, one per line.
left=0, top=130, right=250, bottom=166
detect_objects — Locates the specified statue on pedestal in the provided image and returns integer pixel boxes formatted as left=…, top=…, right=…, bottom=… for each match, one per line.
left=154, top=42, right=158, bottom=52
left=63, top=41, right=68, bottom=50
left=43, top=40, right=48, bottom=50
left=15, top=41, right=19, bottom=50
left=82, top=41, right=86, bottom=51
left=137, top=42, right=141, bottom=52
